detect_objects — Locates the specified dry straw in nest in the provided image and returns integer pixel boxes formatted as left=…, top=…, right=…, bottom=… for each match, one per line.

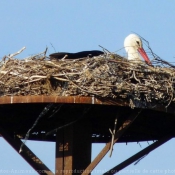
left=0, top=47, right=175, bottom=108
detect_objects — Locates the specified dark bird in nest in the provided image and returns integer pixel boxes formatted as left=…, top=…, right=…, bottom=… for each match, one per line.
left=49, top=50, right=104, bottom=60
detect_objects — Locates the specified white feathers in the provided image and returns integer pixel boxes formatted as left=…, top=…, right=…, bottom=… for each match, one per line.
left=124, top=34, right=143, bottom=62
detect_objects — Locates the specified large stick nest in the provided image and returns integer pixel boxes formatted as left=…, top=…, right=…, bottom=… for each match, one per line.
left=0, top=48, right=175, bottom=108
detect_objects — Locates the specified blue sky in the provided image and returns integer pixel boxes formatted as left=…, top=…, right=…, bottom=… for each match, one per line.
left=0, top=1, right=175, bottom=174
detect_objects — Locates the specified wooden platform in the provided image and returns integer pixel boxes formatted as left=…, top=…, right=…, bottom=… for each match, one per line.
left=0, top=95, right=175, bottom=143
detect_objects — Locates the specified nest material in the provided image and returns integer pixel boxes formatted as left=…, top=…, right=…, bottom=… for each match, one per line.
left=0, top=51, right=175, bottom=108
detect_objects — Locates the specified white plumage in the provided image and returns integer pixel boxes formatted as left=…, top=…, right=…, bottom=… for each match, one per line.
left=124, top=34, right=151, bottom=64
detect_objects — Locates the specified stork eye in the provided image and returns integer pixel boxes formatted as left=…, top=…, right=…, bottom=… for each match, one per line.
left=136, top=41, right=140, bottom=45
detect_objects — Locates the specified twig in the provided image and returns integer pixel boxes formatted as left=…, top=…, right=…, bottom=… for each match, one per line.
left=109, top=118, right=118, bottom=157
left=99, top=45, right=111, bottom=54
left=9, top=47, right=26, bottom=58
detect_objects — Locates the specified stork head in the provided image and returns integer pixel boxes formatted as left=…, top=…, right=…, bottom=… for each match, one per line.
left=124, top=34, right=151, bottom=65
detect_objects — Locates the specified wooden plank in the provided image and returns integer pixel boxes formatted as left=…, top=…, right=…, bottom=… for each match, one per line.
left=103, top=136, right=172, bottom=175
left=82, top=112, right=140, bottom=175
left=0, top=96, right=127, bottom=106
left=0, top=96, right=173, bottom=114
left=0, top=126, right=54, bottom=175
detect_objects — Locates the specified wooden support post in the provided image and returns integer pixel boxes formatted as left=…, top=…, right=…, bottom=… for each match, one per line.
left=0, top=126, right=54, bottom=175
left=82, top=111, right=141, bottom=175
left=103, top=136, right=172, bottom=175
left=55, top=121, right=92, bottom=175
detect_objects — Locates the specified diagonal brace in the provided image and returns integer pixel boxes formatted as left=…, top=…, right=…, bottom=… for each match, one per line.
left=81, top=111, right=141, bottom=175
left=0, top=126, right=54, bottom=175
left=103, top=135, right=172, bottom=175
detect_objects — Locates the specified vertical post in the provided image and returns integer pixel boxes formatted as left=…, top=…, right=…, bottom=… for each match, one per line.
left=56, top=121, right=91, bottom=175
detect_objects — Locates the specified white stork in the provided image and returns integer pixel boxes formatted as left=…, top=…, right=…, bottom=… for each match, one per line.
left=124, top=34, right=151, bottom=65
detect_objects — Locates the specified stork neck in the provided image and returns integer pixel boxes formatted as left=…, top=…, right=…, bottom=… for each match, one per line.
left=127, top=48, right=141, bottom=61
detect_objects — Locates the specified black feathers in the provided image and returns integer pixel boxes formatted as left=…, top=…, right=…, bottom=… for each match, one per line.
left=49, top=50, right=104, bottom=59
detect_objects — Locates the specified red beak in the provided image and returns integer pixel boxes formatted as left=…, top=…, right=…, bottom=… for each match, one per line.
left=138, top=48, right=151, bottom=65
